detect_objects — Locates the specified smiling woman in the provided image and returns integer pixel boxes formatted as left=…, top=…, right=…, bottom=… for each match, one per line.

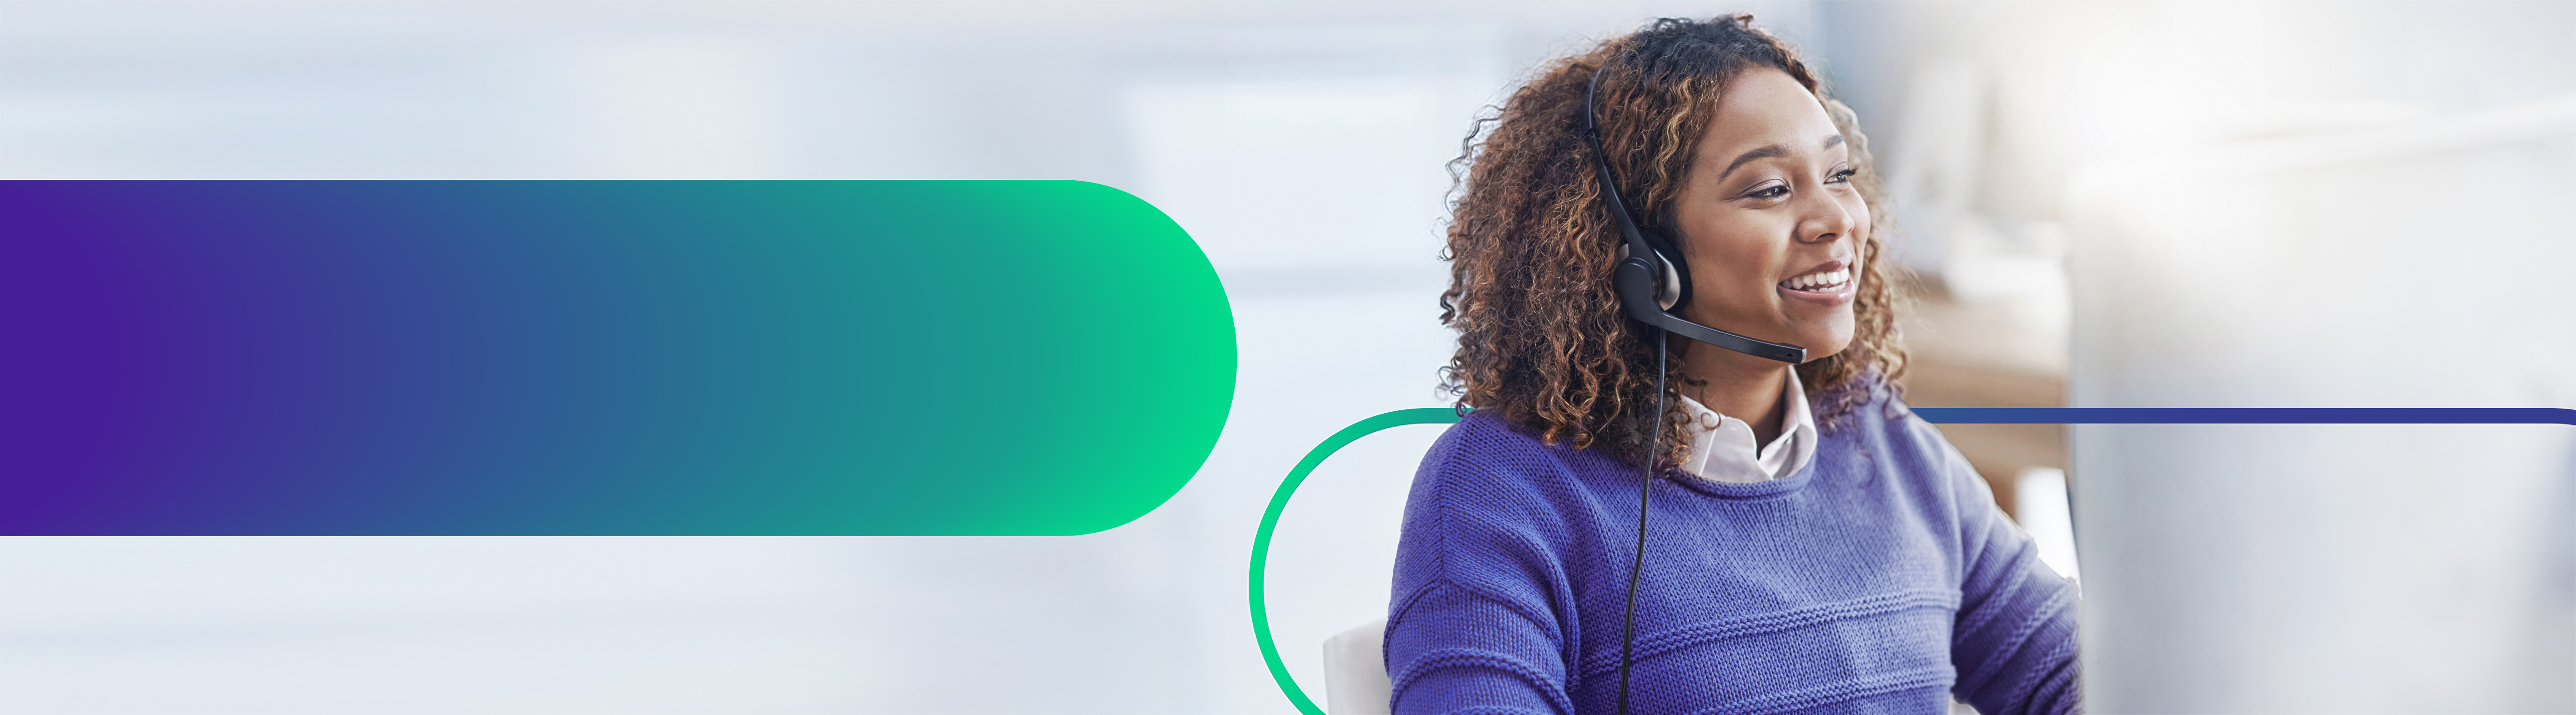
left=1391, top=15, right=2079, bottom=715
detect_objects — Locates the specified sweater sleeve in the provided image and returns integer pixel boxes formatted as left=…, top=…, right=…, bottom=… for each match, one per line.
left=1384, top=433, right=1579, bottom=715
left=1931, top=424, right=2082, bottom=715
left=1385, top=578, right=1574, bottom=715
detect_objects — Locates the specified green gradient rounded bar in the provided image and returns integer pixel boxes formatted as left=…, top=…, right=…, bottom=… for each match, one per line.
left=0, top=180, right=1231, bottom=536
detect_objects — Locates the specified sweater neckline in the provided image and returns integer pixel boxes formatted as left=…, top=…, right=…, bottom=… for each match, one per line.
left=1664, top=457, right=1817, bottom=500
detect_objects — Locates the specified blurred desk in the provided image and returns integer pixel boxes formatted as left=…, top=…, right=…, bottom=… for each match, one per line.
left=1900, top=284, right=2067, bottom=521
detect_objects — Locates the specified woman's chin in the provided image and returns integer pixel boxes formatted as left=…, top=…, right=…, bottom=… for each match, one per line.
left=1784, top=316, right=1855, bottom=360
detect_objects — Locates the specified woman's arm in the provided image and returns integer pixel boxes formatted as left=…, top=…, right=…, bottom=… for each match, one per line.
left=1385, top=576, right=1576, bottom=714
left=1931, top=425, right=2082, bottom=715
left=1383, top=435, right=1580, bottom=715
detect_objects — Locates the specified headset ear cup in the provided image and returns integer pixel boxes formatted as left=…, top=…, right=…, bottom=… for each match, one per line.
left=1616, top=243, right=1686, bottom=312
left=1635, top=228, right=1692, bottom=310
left=1655, top=253, right=1683, bottom=311
left=1612, top=257, right=1664, bottom=322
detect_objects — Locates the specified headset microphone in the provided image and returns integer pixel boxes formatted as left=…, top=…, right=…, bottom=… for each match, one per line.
left=1586, top=56, right=1806, bottom=715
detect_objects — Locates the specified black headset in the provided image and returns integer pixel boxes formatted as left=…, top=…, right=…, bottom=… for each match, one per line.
left=1584, top=55, right=1807, bottom=715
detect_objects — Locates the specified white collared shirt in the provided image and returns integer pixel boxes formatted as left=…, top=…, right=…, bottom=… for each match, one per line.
left=1674, top=368, right=1817, bottom=483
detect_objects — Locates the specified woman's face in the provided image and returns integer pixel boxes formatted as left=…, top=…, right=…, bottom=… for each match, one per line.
left=1667, top=67, right=1866, bottom=364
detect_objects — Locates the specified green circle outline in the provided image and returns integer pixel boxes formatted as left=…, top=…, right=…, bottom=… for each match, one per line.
left=1249, top=407, right=1464, bottom=715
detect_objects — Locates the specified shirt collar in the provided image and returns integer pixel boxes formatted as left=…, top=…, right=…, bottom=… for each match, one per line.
left=1675, top=368, right=1817, bottom=484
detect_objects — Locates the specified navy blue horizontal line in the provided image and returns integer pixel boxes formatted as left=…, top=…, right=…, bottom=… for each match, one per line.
left=1911, top=407, right=2576, bottom=425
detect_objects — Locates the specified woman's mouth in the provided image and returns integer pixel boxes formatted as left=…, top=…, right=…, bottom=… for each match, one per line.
left=1778, top=267, right=1853, bottom=294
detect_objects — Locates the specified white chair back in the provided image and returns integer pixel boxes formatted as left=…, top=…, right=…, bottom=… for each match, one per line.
left=1321, top=618, right=1392, bottom=715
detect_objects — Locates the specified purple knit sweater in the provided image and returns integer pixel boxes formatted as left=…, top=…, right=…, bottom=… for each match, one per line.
left=1385, top=393, right=2079, bottom=714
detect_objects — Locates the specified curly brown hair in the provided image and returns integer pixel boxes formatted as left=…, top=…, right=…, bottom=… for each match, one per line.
left=1437, top=15, right=1908, bottom=470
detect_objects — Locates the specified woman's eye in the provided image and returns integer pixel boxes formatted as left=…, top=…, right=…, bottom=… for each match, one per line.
left=1826, top=168, right=1857, bottom=184
left=1743, top=183, right=1789, bottom=200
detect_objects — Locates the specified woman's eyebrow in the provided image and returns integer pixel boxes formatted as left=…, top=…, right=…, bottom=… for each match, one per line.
left=1719, top=145, right=1788, bottom=181
left=1719, top=135, right=1849, bottom=182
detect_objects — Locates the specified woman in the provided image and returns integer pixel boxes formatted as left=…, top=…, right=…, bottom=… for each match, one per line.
left=1387, top=15, right=2079, bottom=715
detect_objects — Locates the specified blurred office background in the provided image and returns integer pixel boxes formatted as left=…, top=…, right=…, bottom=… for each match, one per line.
left=4, top=1, right=2573, bottom=712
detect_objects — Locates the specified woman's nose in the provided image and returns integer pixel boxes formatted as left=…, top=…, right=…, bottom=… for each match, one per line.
left=1795, top=188, right=1859, bottom=245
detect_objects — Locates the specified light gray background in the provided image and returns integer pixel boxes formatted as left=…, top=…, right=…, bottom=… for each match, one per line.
left=5, top=2, right=2573, bottom=712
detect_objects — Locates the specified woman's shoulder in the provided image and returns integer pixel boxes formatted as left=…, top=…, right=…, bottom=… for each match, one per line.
left=1396, top=409, right=1598, bottom=603
left=1404, top=410, right=1610, bottom=535
left=1424, top=409, right=1548, bottom=460
left=1417, top=409, right=1615, bottom=490
left=1814, top=379, right=1946, bottom=456
left=1816, top=383, right=1993, bottom=513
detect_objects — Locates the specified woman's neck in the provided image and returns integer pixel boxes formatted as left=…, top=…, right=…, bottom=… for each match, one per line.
left=1677, top=343, right=1792, bottom=446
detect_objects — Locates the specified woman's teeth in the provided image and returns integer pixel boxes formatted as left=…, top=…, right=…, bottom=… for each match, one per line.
left=1782, top=268, right=1851, bottom=291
